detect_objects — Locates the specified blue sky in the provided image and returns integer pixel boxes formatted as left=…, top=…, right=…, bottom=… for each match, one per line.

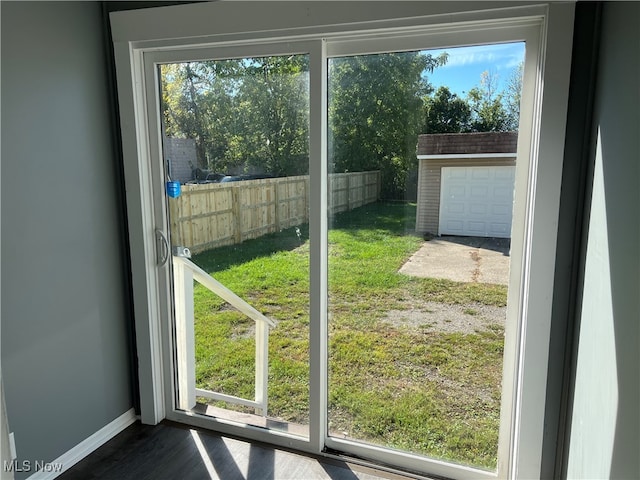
left=423, top=42, right=525, bottom=97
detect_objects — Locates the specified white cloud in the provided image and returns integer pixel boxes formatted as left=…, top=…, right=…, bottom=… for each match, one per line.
left=426, top=43, right=524, bottom=71
left=445, top=51, right=498, bottom=67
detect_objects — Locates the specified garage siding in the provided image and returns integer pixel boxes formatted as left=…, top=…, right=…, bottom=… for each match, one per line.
left=416, top=156, right=516, bottom=235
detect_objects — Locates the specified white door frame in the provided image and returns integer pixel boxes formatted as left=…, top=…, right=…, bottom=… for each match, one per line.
left=110, top=3, right=574, bottom=478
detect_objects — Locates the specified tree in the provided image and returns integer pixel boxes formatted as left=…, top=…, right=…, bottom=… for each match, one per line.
left=162, top=63, right=210, bottom=168
left=240, top=56, right=309, bottom=176
left=161, top=56, right=308, bottom=176
left=328, top=51, right=447, bottom=199
left=423, top=86, right=472, bottom=133
left=161, top=50, right=450, bottom=198
left=504, top=61, right=523, bottom=132
left=161, top=60, right=243, bottom=169
left=420, top=64, right=523, bottom=135
left=466, top=70, right=511, bottom=132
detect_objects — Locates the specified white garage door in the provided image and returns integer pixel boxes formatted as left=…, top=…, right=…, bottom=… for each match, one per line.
left=439, top=166, right=516, bottom=238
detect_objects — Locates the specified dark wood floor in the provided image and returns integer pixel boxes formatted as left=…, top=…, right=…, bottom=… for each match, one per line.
left=58, top=421, right=417, bottom=480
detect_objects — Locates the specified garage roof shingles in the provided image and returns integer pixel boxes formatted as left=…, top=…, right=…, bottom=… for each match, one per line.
left=417, top=131, right=518, bottom=155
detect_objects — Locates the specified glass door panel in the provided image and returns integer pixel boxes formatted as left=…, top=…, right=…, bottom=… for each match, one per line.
left=112, top=0, right=570, bottom=473
left=159, top=55, right=310, bottom=437
left=326, top=44, right=523, bottom=470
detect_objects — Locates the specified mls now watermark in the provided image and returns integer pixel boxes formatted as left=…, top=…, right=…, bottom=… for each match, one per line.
left=4, top=460, right=64, bottom=473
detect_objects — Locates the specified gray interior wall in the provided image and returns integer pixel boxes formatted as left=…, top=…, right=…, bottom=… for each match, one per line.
left=1, top=2, right=133, bottom=477
left=566, top=2, right=640, bottom=478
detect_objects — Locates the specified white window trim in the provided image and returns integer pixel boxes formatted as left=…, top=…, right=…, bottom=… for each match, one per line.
left=110, top=3, right=574, bottom=478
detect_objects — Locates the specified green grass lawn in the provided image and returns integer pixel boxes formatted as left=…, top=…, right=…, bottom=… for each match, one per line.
left=191, top=202, right=507, bottom=470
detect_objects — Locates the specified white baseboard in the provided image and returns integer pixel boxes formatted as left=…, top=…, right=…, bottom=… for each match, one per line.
left=27, top=408, right=138, bottom=480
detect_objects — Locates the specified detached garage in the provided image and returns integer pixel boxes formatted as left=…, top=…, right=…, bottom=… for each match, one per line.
left=415, top=132, right=518, bottom=238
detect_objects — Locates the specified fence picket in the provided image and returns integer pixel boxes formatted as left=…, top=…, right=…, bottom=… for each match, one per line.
left=169, top=171, right=380, bottom=253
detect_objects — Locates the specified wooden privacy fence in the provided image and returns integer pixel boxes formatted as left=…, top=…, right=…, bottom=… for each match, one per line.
left=169, top=170, right=381, bottom=253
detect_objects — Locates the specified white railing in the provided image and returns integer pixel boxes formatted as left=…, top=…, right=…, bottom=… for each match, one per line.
left=172, top=256, right=276, bottom=416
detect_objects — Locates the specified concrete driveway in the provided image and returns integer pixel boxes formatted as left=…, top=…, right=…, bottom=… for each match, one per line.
left=399, top=236, right=511, bottom=285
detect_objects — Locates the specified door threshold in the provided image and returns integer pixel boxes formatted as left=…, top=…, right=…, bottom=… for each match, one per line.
left=192, top=402, right=310, bottom=437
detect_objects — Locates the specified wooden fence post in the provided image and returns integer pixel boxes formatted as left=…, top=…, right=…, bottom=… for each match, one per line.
left=232, top=186, right=242, bottom=243
left=304, top=176, right=310, bottom=222
left=170, top=172, right=380, bottom=252
left=346, top=173, right=351, bottom=211
left=274, top=181, right=281, bottom=231
left=169, top=196, right=182, bottom=247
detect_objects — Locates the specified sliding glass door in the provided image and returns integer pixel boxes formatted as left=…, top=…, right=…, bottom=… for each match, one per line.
left=112, top=3, right=575, bottom=477
left=148, top=47, right=313, bottom=440
left=147, top=38, right=527, bottom=479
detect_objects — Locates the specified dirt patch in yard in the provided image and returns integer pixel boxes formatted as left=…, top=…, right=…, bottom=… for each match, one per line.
left=394, top=236, right=509, bottom=334
left=383, top=301, right=506, bottom=335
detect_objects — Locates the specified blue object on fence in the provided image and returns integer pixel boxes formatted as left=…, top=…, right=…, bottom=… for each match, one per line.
left=166, top=181, right=181, bottom=198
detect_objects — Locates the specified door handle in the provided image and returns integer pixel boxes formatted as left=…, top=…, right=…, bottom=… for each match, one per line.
left=156, top=229, right=169, bottom=266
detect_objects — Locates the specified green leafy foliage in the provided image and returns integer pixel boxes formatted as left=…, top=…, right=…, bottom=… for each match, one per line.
left=161, top=52, right=524, bottom=196
left=162, top=52, right=448, bottom=199
left=162, top=61, right=244, bottom=169
left=466, top=71, right=511, bottom=132
left=161, top=56, right=309, bottom=175
left=328, top=52, right=447, bottom=199
left=422, top=65, right=524, bottom=134
left=239, top=56, right=309, bottom=176
left=423, top=86, right=472, bottom=133
left=505, top=61, right=524, bottom=132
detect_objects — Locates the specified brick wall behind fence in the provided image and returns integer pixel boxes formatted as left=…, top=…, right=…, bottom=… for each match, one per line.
left=163, top=137, right=196, bottom=183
